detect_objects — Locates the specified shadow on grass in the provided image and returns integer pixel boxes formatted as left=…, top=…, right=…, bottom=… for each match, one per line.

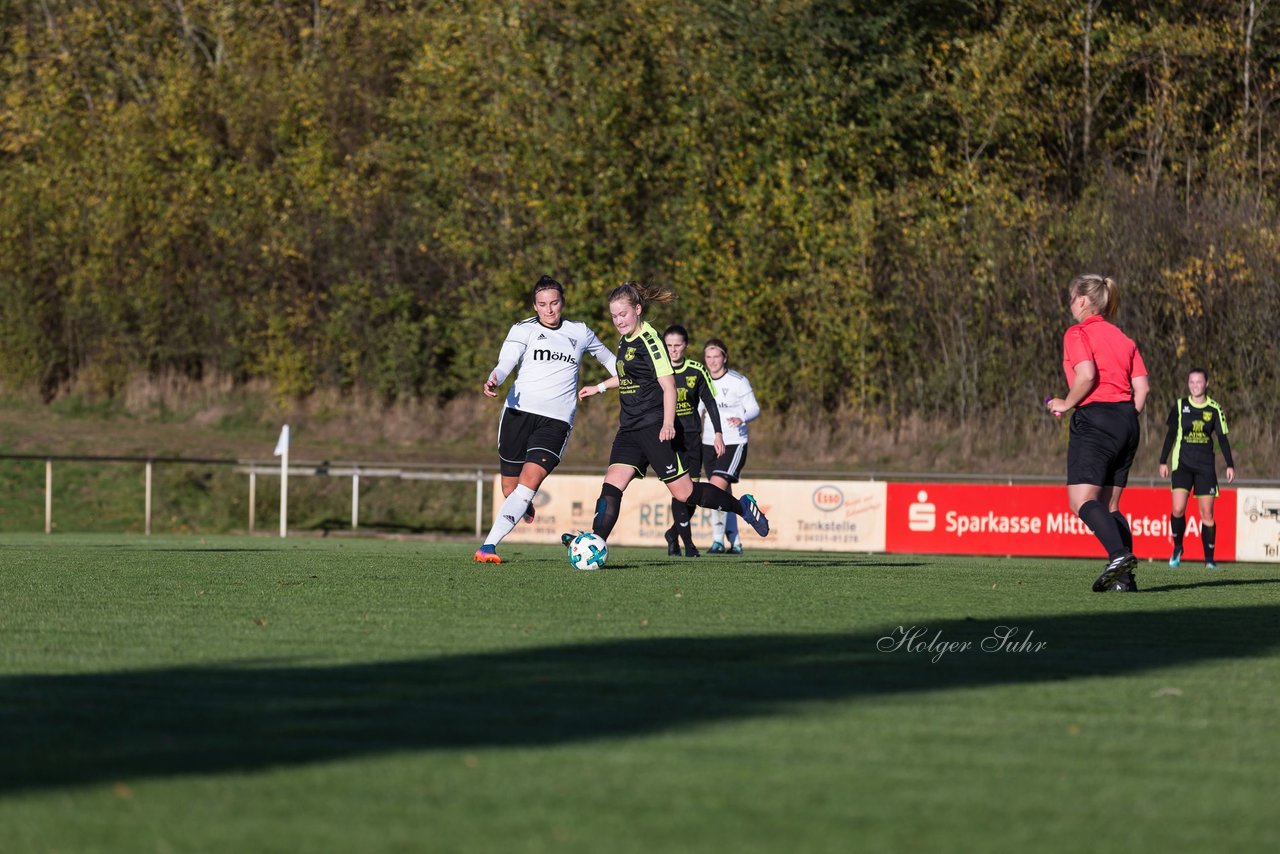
left=1140, top=577, right=1280, bottom=594
left=305, top=518, right=459, bottom=536
left=2, top=604, right=1278, bottom=793
left=753, top=558, right=930, bottom=568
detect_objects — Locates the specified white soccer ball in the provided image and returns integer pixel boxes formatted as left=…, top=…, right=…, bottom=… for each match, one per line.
left=568, top=532, right=608, bottom=571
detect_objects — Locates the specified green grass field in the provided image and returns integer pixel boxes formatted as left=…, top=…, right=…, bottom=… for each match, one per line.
left=1, top=535, right=1277, bottom=853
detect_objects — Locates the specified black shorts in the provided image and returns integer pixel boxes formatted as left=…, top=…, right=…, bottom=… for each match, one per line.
left=703, top=442, right=749, bottom=484
left=1171, top=466, right=1219, bottom=497
left=1067, top=401, right=1139, bottom=487
left=671, top=427, right=703, bottom=478
left=497, top=408, right=571, bottom=478
left=609, top=426, right=688, bottom=483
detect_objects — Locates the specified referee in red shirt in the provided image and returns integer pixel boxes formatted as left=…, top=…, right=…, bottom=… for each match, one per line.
left=1046, top=274, right=1150, bottom=592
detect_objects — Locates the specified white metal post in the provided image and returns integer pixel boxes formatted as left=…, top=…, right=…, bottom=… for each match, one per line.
left=249, top=471, right=256, bottom=534
left=352, top=472, right=360, bottom=530
left=44, top=459, right=52, bottom=534
left=144, top=461, right=152, bottom=536
left=475, top=469, right=484, bottom=538
left=280, top=450, right=289, bottom=538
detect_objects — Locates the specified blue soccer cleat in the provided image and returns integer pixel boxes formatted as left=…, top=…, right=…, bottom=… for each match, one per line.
left=1168, top=546, right=1183, bottom=568
left=738, top=494, right=769, bottom=537
left=473, top=544, right=502, bottom=564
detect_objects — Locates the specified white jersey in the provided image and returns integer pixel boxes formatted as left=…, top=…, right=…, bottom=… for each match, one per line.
left=489, top=317, right=617, bottom=425
left=701, top=369, right=760, bottom=445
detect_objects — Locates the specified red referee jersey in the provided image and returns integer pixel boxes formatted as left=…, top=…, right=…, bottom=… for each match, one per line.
left=1062, top=315, right=1147, bottom=405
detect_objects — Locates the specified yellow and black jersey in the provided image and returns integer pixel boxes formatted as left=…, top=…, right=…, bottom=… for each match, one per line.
left=615, top=321, right=673, bottom=431
left=670, top=358, right=722, bottom=435
left=1159, top=396, right=1234, bottom=472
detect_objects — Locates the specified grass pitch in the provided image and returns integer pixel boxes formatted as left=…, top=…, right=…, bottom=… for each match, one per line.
left=1, top=534, right=1277, bottom=853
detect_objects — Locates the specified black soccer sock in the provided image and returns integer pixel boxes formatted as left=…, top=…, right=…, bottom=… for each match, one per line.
left=1078, top=499, right=1127, bottom=559
left=1111, top=510, right=1133, bottom=552
left=665, top=501, right=696, bottom=547
left=670, top=499, right=693, bottom=546
left=690, top=482, right=740, bottom=514
left=593, top=483, right=624, bottom=541
left=1171, top=514, right=1187, bottom=550
left=1202, top=522, right=1216, bottom=563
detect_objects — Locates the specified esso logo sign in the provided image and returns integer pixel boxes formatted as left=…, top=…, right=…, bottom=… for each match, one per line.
left=813, top=486, right=844, bottom=512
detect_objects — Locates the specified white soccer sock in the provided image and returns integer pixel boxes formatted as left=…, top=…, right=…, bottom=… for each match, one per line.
left=484, top=484, right=537, bottom=547
left=711, top=509, right=727, bottom=544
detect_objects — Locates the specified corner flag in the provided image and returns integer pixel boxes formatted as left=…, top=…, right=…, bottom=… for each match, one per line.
left=273, top=425, right=290, bottom=456
left=274, top=425, right=289, bottom=538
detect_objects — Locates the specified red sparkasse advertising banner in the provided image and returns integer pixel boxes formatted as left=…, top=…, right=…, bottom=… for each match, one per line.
left=885, top=483, right=1236, bottom=561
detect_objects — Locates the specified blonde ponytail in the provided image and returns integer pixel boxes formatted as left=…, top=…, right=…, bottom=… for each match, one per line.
left=1069, top=274, right=1119, bottom=320
left=608, top=281, right=677, bottom=309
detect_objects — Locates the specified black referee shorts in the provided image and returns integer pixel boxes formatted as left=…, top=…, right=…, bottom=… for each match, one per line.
left=609, top=426, right=688, bottom=483
left=1171, top=465, right=1219, bottom=497
left=1067, top=401, right=1140, bottom=488
left=497, top=408, right=571, bottom=478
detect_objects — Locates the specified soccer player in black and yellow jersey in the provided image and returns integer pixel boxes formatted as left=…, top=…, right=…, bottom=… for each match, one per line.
left=661, top=324, right=725, bottom=557
left=567, top=282, right=769, bottom=554
left=1158, top=368, right=1235, bottom=569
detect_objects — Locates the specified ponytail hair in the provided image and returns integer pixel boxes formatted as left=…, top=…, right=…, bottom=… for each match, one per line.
left=608, top=281, right=677, bottom=311
left=1069, top=274, right=1120, bottom=320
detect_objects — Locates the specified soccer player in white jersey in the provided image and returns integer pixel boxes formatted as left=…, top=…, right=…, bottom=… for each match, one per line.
left=474, top=276, right=618, bottom=564
left=700, top=338, right=761, bottom=554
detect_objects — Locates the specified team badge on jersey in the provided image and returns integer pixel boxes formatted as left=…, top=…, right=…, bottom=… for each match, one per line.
left=625, top=347, right=637, bottom=361
left=686, top=376, right=698, bottom=388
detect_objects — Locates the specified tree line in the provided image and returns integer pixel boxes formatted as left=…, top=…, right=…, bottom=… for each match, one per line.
left=2, top=0, right=1278, bottom=434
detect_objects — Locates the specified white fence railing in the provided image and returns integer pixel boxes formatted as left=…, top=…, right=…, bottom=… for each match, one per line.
left=235, top=463, right=488, bottom=537
left=0, top=454, right=491, bottom=537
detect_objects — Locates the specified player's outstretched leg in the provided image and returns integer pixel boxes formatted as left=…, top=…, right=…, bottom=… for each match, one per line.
left=686, top=482, right=771, bottom=546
